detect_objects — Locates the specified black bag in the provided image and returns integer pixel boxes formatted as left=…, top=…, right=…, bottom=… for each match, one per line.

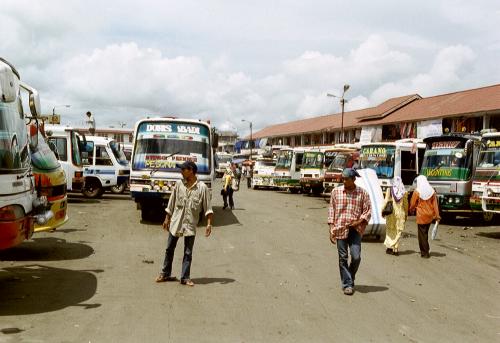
left=220, top=189, right=225, bottom=196
left=382, top=200, right=393, bottom=217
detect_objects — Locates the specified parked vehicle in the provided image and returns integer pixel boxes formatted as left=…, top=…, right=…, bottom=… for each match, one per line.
left=129, top=117, right=218, bottom=220
left=215, top=152, right=232, bottom=177
left=251, top=158, right=276, bottom=189
left=45, top=124, right=85, bottom=193
left=469, top=131, right=500, bottom=222
left=323, top=149, right=360, bottom=195
left=299, top=150, right=325, bottom=195
left=273, top=148, right=304, bottom=193
left=0, top=57, right=51, bottom=249
left=420, top=133, right=481, bottom=221
left=80, top=136, right=130, bottom=197
left=360, top=139, right=426, bottom=194
left=29, top=124, right=69, bottom=232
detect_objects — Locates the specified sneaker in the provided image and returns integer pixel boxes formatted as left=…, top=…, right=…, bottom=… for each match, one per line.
left=343, top=287, right=354, bottom=295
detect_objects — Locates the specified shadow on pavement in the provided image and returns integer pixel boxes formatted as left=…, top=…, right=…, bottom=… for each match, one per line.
left=67, top=197, right=100, bottom=204
left=430, top=252, right=446, bottom=257
left=476, top=231, right=500, bottom=240
left=0, top=264, right=102, bottom=315
left=213, top=207, right=240, bottom=227
left=191, top=277, right=236, bottom=285
left=0, top=237, right=94, bottom=261
left=54, top=228, right=88, bottom=234
left=396, top=249, right=417, bottom=256
left=355, top=285, right=389, bottom=293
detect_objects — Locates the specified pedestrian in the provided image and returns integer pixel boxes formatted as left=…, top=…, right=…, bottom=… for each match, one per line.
left=155, top=161, right=213, bottom=286
left=246, top=164, right=253, bottom=188
left=221, top=167, right=235, bottom=210
left=234, top=163, right=242, bottom=189
left=86, top=111, right=96, bottom=135
left=328, top=168, right=371, bottom=296
left=382, top=176, right=408, bottom=256
left=409, top=175, right=441, bottom=258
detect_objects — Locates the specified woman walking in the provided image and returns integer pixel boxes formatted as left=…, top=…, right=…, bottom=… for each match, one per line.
left=382, top=176, right=408, bottom=256
left=409, top=175, right=441, bottom=258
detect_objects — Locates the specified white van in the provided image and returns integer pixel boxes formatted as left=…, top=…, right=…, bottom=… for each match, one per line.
left=81, top=136, right=130, bottom=197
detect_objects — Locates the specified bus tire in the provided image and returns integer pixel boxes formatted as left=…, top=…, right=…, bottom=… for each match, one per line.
left=83, top=180, right=103, bottom=199
left=141, top=207, right=149, bottom=221
left=482, top=211, right=496, bottom=223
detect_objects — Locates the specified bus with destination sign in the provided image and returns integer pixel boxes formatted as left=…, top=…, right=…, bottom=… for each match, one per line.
left=470, top=131, right=500, bottom=222
left=273, top=147, right=304, bottom=193
left=360, top=139, right=426, bottom=194
left=420, top=133, right=481, bottom=220
left=129, top=118, right=218, bottom=220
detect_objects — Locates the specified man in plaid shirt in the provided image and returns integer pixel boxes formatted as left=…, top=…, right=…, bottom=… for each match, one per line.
left=328, top=168, right=371, bottom=295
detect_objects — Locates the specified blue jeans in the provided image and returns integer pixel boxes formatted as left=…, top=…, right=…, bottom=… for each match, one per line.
left=336, top=228, right=362, bottom=289
left=161, top=232, right=195, bottom=281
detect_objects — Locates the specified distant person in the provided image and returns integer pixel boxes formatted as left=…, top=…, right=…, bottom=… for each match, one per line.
left=328, top=168, right=371, bottom=296
left=221, top=167, right=235, bottom=210
left=382, top=176, right=408, bottom=256
left=409, top=175, right=441, bottom=259
left=234, top=163, right=242, bottom=188
left=86, top=111, right=96, bottom=135
left=247, top=165, right=253, bottom=188
left=156, top=161, right=213, bottom=286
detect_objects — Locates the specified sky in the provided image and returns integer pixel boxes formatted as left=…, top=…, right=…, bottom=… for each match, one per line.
left=2, top=0, right=500, bottom=136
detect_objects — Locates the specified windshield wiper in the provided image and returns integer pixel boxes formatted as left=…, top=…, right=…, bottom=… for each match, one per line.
left=150, top=151, right=181, bottom=176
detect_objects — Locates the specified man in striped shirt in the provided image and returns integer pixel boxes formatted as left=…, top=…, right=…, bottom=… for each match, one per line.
left=328, top=168, right=371, bottom=295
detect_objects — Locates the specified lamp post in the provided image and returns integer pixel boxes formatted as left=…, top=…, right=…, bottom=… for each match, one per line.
left=327, top=84, right=350, bottom=143
left=241, top=119, right=253, bottom=160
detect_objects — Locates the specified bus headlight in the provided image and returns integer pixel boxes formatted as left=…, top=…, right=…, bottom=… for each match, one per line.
left=455, top=197, right=461, bottom=204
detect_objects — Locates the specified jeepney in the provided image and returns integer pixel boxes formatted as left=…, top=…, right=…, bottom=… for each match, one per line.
left=470, top=131, right=500, bottom=222
left=420, top=133, right=481, bottom=220
left=251, top=158, right=276, bottom=189
left=360, top=139, right=426, bottom=194
left=273, top=148, right=304, bottom=193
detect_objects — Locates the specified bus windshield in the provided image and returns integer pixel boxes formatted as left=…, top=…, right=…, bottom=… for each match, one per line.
left=275, top=150, right=292, bottom=169
left=421, top=148, right=470, bottom=180
left=110, top=141, right=129, bottom=167
left=303, top=152, right=323, bottom=168
left=328, top=153, right=353, bottom=172
left=0, top=101, right=30, bottom=173
left=360, top=145, right=395, bottom=179
left=30, top=131, right=60, bottom=171
left=132, top=121, right=211, bottom=174
left=477, top=137, right=500, bottom=169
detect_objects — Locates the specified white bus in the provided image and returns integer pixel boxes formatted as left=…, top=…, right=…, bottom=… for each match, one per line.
left=129, top=117, right=218, bottom=220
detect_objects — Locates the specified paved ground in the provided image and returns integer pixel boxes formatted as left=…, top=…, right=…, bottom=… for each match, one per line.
left=0, top=180, right=499, bottom=342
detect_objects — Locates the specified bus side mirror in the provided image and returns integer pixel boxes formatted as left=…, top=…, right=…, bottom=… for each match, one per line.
left=29, top=90, right=41, bottom=117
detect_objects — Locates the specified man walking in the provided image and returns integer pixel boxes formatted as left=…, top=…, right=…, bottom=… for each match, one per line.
left=156, top=161, right=213, bottom=286
left=328, top=168, right=371, bottom=295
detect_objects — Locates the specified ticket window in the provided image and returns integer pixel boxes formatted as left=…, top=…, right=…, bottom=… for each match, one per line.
left=95, top=146, right=113, bottom=166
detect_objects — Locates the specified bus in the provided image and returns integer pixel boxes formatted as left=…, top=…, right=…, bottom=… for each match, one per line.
left=470, top=131, right=500, bottom=222
left=420, top=133, right=481, bottom=220
left=273, top=148, right=304, bottom=193
left=360, top=139, right=426, bottom=194
left=323, top=148, right=360, bottom=195
left=129, top=117, right=218, bottom=220
left=299, top=149, right=325, bottom=195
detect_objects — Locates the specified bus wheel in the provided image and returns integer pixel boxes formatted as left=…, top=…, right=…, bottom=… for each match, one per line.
left=83, top=181, right=103, bottom=198
left=141, top=207, right=149, bottom=221
left=110, top=183, right=126, bottom=194
left=482, top=211, right=495, bottom=223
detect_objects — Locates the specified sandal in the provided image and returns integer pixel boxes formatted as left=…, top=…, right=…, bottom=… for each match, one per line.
left=180, top=279, right=195, bottom=286
left=155, top=275, right=178, bottom=283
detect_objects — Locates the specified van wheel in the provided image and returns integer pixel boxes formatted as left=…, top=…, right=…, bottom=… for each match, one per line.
left=83, top=181, right=103, bottom=198
left=110, top=183, right=126, bottom=194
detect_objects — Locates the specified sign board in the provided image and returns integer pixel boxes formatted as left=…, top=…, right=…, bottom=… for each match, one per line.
left=48, top=114, right=60, bottom=124
left=417, top=119, right=442, bottom=139
left=359, top=126, right=382, bottom=144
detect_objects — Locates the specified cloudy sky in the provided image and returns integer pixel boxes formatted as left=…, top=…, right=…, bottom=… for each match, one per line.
left=2, top=0, right=499, bottom=136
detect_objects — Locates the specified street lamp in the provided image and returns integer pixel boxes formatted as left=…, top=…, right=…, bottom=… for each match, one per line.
left=327, top=84, right=350, bottom=143
left=241, top=119, right=253, bottom=160
left=52, top=104, right=71, bottom=115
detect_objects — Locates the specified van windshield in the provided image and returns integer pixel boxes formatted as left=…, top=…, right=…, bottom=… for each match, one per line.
left=0, top=101, right=30, bottom=173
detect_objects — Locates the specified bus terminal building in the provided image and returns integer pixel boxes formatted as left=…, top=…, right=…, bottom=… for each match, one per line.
left=250, top=83, right=500, bottom=146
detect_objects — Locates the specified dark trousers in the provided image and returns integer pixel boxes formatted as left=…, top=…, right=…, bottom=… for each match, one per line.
left=336, top=228, right=362, bottom=289
left=161, top=232, right=195, bottom=281
left=222, top=187, right=234, bottom=208
left=417, top=223, right=431, bottom=256
left=247, top=176, right=252, bottom=188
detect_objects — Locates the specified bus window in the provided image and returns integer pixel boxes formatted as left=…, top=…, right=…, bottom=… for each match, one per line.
left=95, top=146, right=113, bottom=166
left=49, top=137, right=67, bottom=162
left=295, top=152, right=304, bottom=171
